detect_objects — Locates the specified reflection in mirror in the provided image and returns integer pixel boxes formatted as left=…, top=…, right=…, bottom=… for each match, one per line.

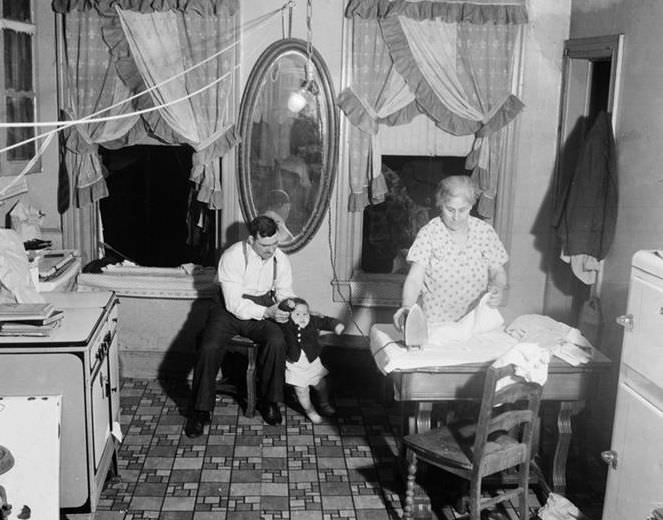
left=238, top=38, right=338, bottom=253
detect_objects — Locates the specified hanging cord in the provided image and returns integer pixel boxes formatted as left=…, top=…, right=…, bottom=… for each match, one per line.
left=282, top=0, right=295, bottom=39
left=305, top=0, right=313, bottom=82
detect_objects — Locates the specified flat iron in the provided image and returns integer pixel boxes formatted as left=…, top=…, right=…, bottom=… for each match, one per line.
left=403, top=304, right=428, bottom=350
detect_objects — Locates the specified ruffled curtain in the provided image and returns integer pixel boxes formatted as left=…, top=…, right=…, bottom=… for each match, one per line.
left=61, top=9, right=141, bottom=207
left=117, top=8, right=237, bottom=209
left=56, top=1, right=238, bottom=210
left=52, top=0, right=238, bottom=16
left=339, top=0, right=527, bottom=217
left=336, top=17, right=418, bottom=210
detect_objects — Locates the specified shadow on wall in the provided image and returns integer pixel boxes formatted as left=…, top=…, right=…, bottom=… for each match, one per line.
left=530, top=115, right=589, bottom=324
left=156, top=275, right=217, bottom=416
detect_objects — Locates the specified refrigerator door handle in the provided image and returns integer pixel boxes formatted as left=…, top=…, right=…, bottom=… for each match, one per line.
left=616, top=314, right=634, bottom=331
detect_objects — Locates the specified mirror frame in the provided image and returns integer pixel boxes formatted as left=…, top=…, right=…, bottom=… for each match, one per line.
left=237, top=38, right=339, bottom=254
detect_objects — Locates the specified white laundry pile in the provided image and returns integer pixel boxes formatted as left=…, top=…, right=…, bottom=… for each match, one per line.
left=369, top=293, right=517, bottom=374
left=505, top=314, right=594, bottom=366
left=537, top=493, right=585, bottom=520
left=492, top=342, right=551, bottom=390
left=427, top=292, right=504, bottom=343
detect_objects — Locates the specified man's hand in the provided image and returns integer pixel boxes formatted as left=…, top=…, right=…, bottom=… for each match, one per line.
left=264, top=303, right=290, bottom=323
left=334, top=323, right=345, bottom=335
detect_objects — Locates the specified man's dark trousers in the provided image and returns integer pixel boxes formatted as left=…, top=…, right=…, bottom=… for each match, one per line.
left=191, top=301, right=286, bottom=412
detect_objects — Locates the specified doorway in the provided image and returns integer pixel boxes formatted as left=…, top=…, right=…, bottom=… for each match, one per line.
left=544, top=34, right=623, bottom=325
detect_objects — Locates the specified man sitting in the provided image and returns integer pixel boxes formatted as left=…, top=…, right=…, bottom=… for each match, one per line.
left=185, top=215, right=295, bottom=437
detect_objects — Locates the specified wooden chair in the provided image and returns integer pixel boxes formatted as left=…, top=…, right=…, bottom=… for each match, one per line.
left=402, top=363, right=543, bottom=520
left=216, top=335, right=257, bottom=418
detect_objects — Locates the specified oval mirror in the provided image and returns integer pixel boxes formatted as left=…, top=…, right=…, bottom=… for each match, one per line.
left=237, top=38, right=339, bottom=253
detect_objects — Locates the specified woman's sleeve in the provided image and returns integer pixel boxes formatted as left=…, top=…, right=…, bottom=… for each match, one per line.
left=406, top=224, right=432, bottom=267
left=481, top=224, right=509, bottom=268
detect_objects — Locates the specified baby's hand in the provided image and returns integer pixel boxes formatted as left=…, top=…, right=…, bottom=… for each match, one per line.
left=334, top=323, right=345, bottom=335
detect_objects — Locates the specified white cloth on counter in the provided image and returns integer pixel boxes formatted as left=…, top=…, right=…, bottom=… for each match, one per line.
left=371, top=293, right=514, bottom=374
left=370, top=324, right=517, bottom=374
left=493, top=342, right=551, bottom=389
left=506, top=314, right=594, bottom=366
left=427, top=292, right=504, bottom=344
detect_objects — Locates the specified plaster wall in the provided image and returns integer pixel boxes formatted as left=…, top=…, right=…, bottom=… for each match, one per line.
left=570, top=0, right=663, bottom=361
left=503, top=0, right=572, bottom=323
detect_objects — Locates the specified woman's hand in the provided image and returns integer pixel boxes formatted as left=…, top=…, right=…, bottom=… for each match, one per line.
left=486, top=285, right=504, bottom=308
left=393, top=306, right=410, bottom=331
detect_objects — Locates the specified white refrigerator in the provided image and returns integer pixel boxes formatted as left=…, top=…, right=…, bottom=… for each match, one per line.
left=602, top=250, right=663, bottom=519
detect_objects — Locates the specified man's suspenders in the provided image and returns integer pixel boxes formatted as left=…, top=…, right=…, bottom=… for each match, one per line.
left=242, top=240, right=277, bottom=302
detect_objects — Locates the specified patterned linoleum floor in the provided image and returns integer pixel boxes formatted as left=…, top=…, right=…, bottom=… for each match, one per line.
left=62, top=376, right=603, bottom=520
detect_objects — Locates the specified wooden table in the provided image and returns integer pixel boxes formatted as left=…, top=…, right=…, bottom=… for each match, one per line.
left=388, top=349, right=611, bottom=516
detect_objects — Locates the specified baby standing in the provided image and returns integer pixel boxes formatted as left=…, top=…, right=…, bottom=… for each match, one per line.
left=279, top=297, right=344, bottom=423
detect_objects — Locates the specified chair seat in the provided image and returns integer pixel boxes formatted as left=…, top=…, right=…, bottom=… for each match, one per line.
left=403, top=425, right=523, bottom=476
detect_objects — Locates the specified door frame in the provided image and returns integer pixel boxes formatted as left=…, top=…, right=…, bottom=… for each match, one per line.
left=543, top=34, right=624, bottom=322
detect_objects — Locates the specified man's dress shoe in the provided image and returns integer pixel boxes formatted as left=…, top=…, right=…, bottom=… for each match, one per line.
left=184, top=410, right=211, bottom=438
left=261, top=402, right=282, bottom=425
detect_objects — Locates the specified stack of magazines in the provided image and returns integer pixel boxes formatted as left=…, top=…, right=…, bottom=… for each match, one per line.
left=0, top=302, right=64, bottom=336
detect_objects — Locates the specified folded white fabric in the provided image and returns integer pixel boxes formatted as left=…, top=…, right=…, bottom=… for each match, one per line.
left=537, top=492, right=584, bottom=520
left=506, top=314, right=593, bottom=366
left=369, top=323, right=516, bottom=374
left=428, top=293, right=504, bottom=345
left=493, top=342, right=551, bottom=389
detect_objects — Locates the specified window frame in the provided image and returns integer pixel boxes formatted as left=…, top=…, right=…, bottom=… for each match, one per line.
left=0, top=0, right=40, bottom=177
left=331, top=16, right=522, bottom=308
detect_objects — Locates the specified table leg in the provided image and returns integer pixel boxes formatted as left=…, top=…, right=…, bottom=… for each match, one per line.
left=552, top=400, right=585, bottom=494
left=401, top=403, right=435, bottom=520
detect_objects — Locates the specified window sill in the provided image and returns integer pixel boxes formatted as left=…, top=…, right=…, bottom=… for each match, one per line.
left=78, top=267, right=218, bottom=300
left=332, top=272, right=404, bottom=308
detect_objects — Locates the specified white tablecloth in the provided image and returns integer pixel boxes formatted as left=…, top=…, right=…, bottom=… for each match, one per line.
left=370, top=323, right=518, bottom=374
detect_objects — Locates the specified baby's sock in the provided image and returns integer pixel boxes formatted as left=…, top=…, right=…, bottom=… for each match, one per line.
left=294, top=386, right=322, bottom=424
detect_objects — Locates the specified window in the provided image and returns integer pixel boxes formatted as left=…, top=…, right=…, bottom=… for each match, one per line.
left=98, top=145, right=217, bottom=268
left=0, top=0, right=36, bottom=176
left=361, top=155, right=471, bottom=274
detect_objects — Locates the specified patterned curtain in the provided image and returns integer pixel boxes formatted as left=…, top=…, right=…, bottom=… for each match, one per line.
left=339, top=0, right=527, bottom=217
left=61, top=9, right=141, bottom=207
left=117, top=8, right=238, bottom=209
left=57, top=1, right=239, bottom=210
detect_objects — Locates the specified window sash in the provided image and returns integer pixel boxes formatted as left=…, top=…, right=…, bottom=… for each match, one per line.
left=0, top=0, right=37, bottom=175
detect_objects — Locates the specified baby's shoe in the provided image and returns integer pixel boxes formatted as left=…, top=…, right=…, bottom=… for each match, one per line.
left=305, top=409, right=322, bottom=424
left=318, top=402, right=336, bottom=417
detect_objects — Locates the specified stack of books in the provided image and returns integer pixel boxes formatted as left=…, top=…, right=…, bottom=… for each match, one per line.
left=0, top=302, right=64, bottom=336
left=38, top=251, right=78, bottom=281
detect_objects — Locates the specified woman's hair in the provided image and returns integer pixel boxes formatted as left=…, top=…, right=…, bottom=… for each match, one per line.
left=435, top=175, right=480, bottom=205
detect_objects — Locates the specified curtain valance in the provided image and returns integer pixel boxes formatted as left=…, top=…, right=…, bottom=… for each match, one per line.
left=338, top=0, right=526, bottom=217
left=345, top=0, right=527, bottom=25
left=52, top=0, right=238, bottom=16
left=59, top=5, right=238, bottom=210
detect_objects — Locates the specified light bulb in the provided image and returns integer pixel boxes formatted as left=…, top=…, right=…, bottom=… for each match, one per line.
left=287, top=88, right=308, bottom=113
